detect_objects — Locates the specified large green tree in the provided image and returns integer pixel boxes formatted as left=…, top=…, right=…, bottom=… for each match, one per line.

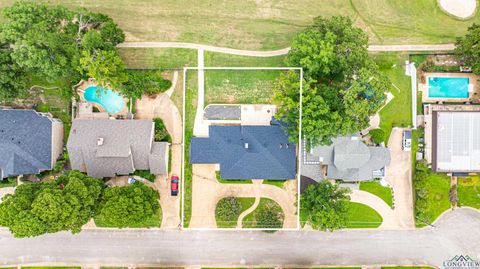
left=79, top=49, right=127, bottom=90
left=455, top=23, right=480, bottom=74
left=274, top=16, right=389, bottom=145
left=0, top=45, right=28, bottom=101
left=0, top=171, right=103, bottom=237
left=300, top=181, right=351, bottom=231
left=0, top=1, right=125, bottom=82
left=95, top=183, right=160, bottom=228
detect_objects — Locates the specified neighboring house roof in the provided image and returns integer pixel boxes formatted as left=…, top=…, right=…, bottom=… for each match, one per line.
left=0, top=109, right=54, bottom=178
left=433, top=111, right=480, bottom=172
left=302, top=135, right=390, bottom=182
left=190, top=125, right=296, bottom=180
left=67, top=119, right=169, bottom=178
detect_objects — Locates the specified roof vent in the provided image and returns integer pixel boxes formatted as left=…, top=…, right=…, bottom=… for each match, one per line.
left=244, top=143, right=249, bottom=149
left=97, top=137, right=104, bottom=146
left=286, top=144, right=289, bottom=149
left=279, top=144, right=283, bottom=149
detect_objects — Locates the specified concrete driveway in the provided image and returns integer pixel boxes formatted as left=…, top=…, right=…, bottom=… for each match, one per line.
left=135, top=91, right=182, bottom=229
left=385, top=127, right=415, bottom=228
left=189, top=164, right=297, bottom=229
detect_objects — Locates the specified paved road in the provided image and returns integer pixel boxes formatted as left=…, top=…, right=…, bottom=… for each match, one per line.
left=117, top=42, right=455, bottom=56
left=1, top=208, right=479, bottom=267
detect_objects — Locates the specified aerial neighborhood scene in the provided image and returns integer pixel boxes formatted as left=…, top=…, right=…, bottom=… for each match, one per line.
left=0, top=0, right=479, bottom=268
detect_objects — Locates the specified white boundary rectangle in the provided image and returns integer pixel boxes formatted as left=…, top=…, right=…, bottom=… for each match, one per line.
left=182, top=66, right=303, bottom=231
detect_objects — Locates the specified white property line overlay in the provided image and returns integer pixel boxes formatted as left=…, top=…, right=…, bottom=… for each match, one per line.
left=182, top=66, right=303, bottom=231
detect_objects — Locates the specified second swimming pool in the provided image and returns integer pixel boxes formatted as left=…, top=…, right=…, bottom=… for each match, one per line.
left=428, top=77, right=469, bottom=98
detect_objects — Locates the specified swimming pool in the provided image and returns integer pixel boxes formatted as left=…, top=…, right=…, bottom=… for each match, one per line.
left=428, top=77, right=469, bottom=98
left=84, top=86, right=125, bottom=114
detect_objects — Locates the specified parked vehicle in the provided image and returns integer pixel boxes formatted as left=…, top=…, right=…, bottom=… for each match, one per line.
left=403, top=130, right=412, bottom=151
left=171, top=175, right=179, bottom=196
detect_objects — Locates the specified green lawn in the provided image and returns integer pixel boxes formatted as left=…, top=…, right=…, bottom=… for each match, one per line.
left=345, top=202, right=383, bottom=228
left=263, top=180, right=287, bottom=189
left=414, top=171, right=451, bottom=227
left=242, top=198, right=284, bottom=228
left=119, top=48, right=197, bottom=68
left=381, top=267, right=435, bottom=269
left=359, top=181, right=393, bottom=208
left=372, top=52, right=412, bottom=144
left=457, top=176, right=480, bottom=209
left=0, top=178, right=16, bottom=188
left=183, top=70, right=198, bottom=228
left=204, top=52, right=285, bottom=67
left=216, top=171, right=252, bottom=184
left=215, top=197, right=256, bottom=228
left=94, top=209, right=162, bottom=228
left=204, top=69, right=283, bottom=105
left=22, top=267, right=81, bottom=269
left=2, top=0, right=479, bottom=49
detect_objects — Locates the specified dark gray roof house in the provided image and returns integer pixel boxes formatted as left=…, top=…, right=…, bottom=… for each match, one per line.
left=190, top=125, right=296, bottom=180
left=0, top=109, right=64, bottom=179
left=67, top=119, right=169, bottom=178
left=302, top=134, right=390, bottom=182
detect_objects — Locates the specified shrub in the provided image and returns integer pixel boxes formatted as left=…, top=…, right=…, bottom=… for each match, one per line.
left=216, top=197, right=241, bottom=224
left=369, top=128, right=385, bottom=144
left=133, top=170, right=156, bottom=182
left=95, top=182, right=160, bottom=228
left=257, top=205, right=283, bottom=228
left=154, top=118, right=172, bottom=142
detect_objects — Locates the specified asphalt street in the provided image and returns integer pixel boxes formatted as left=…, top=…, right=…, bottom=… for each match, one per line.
left=0, top=208, right=479, bottom=268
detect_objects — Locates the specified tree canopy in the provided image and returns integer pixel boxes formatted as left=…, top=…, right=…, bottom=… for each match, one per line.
left=455, top=23, right=480, bottom=74
left=274, top=16, right=389, bottom=146
left=0, top=171, right=103, bottom=237
left=0, top=45, right=28, bottom=101
left=0, top=0, right=125, bottom=101
left=300, top=181, right=351, bottom=231
left=95, top=183, right=160, bottom=228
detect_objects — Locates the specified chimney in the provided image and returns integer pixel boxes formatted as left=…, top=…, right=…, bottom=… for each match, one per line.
left=97, top=137, right=104, bottom=146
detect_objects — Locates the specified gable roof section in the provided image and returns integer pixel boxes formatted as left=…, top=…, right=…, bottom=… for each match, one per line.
left=67, top=119, right=155, bottom=178
left=305, top=135, right=390, bottom=181
left=0, top=109, right=53, bottom=178
left=190, top=125, right=296, bottom=179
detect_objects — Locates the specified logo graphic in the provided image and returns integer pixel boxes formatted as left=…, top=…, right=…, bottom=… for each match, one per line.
left=444, top=255, right=480, bottom=269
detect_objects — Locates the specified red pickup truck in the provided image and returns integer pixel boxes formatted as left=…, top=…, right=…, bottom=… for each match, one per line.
left=171, top=175, right=179, bottom=196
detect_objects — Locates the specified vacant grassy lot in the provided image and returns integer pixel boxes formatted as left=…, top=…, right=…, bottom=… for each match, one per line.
left=414, top=172, right=451, bottom=227
left=359, top=181, right=393, bottom=208
left=118, top=48, right=197, bottom=68
left=457, top=176, right=480, bottom=209
left=2, top=0, right=477, bottom=49
left=204, top=69, right=283, bottom=104
left=346, top=202, right=383, bottom=228
left=372, top=52, right=412, bottom=144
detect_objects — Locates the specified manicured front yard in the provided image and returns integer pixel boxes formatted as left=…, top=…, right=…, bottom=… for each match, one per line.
left=371, top=52, right=412, bottom=144
left=345, top=202, right=383, bottom=228
left=359, top=181, right=393, bottom=208
left=242, top=198, right=284, bottom=228
left=215, top=197, right=255, bottom=228
left=216, top=171, right=252, bottom=184
left=457, top=176, right=480, bottom=209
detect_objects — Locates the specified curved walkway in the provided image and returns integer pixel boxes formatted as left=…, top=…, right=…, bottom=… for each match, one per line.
left=236, top=183, right=261, bottom=228
left=117, top=41, right=456, bottom=55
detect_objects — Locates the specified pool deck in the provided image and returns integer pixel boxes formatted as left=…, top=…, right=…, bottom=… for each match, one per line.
left=419, top=72, right=480, bottom=103
left=75, top=79, right=129, bottom=118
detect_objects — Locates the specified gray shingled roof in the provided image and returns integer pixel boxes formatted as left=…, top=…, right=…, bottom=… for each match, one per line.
left=67, top=119, right=168, bottom=178
left=303, top=135, right=390, bottom=182
left=190, top=125, right=296, bottom=180
left=0, top=109, right=53, bottom=178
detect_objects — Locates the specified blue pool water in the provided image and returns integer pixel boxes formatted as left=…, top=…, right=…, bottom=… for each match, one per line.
left=84, top=86, right=125, bottom=114
left=428, top=77, right=469, bottom=98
